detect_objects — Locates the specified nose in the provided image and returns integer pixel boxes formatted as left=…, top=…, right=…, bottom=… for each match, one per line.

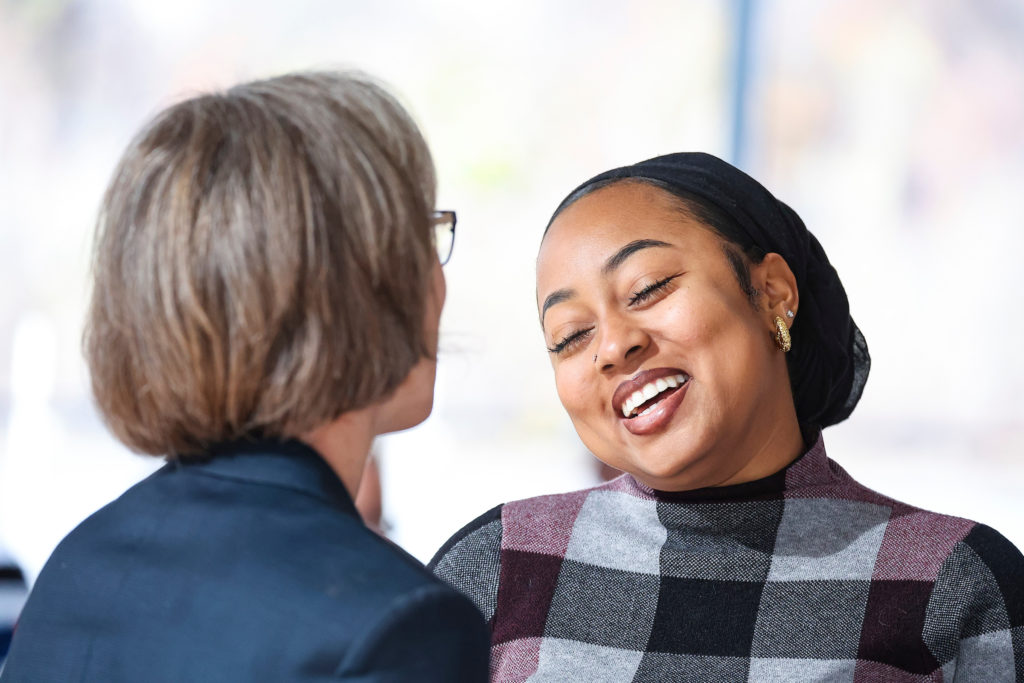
left=594, top=313, right=649, bottom=372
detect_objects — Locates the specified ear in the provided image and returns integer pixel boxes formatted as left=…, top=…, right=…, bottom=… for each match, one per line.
left=752, top=252, right=799, bottom=322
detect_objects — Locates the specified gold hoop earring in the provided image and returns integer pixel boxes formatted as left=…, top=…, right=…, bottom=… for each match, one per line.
left=773, top=316, right=792, bottom=353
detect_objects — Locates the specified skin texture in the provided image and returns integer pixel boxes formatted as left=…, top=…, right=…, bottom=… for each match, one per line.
left=538, top=182, right=804, bottom=492
left=355, top=454, right=384, bottom=532
left=303, top=259, right=447, bottom=498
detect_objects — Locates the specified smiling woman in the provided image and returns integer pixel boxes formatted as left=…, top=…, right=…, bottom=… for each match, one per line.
left=432, top=153, right=1024, bottom=682
left=538, top=181, right=806, bottom=492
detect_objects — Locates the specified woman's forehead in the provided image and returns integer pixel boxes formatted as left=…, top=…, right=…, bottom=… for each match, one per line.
left=545, top=181, right=684, bottom=238
left=538, top=185, right=715, bottom=278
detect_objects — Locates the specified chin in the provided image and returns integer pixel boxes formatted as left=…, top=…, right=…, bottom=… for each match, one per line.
left=629, top=456, right=703, bottom=490
left=375, top=359, right=437, bottom=434
left=385, top=383, right=437, bottom=433
left=600, top=432, right=718, bottom=491
left=379, top=391, right=435, bottom=434
left=397, top=399, right=435, bottom=432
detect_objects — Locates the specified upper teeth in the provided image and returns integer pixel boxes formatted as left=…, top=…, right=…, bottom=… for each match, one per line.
left=621, top=374, right=688, bottom=418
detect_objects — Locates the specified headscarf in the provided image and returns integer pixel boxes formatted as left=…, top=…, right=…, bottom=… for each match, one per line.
left=550, top=152, right=869, bottom=429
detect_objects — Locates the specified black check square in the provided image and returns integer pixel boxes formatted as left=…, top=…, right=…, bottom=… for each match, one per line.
left=543, top=558, right=660, bottom=650
left=858, top=579, right=939, bottom=674
left=657, top=501, right=784, bottom=581
left=751, top=580, right=870, bottom=659
left=492, top=549, right=564, bottom=644
left=964, top=525, right=1024, bottom=629
left=647, top=576, right=764, bottom=656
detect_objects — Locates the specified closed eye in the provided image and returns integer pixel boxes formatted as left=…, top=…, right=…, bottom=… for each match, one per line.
left=629, top=273, right=682, bottom=306
left=547, top=327, right=593, bottom=354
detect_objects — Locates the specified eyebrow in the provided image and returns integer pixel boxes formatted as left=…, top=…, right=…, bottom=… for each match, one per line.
left=540, top=288, right=575, bottom=326
left=602, top=239, right=672, bottom=274
left=540, top=239, right=674, bottom=327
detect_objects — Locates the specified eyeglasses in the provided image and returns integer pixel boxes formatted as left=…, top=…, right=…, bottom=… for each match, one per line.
left=431, top=210, right=456, bottom=266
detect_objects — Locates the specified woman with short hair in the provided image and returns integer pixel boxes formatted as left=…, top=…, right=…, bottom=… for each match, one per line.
left=2, top=71, right=488, bottom=682
left=432, top=152, right=1023, bottom=681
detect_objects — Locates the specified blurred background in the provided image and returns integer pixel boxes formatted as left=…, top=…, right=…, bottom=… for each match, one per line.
left=1, top=0, right=1022, bottom=614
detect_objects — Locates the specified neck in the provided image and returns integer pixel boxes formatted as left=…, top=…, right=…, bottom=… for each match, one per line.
left=712, top=358, right=806, bottom=487
left=715, top=409, right=805, bottom=487
left=300, top=408, right=377, bottom=499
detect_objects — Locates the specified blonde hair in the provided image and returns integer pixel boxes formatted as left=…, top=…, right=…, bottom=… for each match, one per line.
left=84, top=71, right=437, bottom=457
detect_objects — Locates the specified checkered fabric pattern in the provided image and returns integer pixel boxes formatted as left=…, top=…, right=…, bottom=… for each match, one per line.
left=431, top=436, right=1024, bottom=682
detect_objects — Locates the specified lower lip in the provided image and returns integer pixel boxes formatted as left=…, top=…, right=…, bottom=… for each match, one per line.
left=620, top=381, right=689, bottom=436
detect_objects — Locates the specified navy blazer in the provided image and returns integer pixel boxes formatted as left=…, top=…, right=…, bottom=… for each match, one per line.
left=1, top=440, right=489, bottom=682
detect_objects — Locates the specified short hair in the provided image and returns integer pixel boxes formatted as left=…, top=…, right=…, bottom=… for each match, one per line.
left=84, top=71, right=437, bottom=458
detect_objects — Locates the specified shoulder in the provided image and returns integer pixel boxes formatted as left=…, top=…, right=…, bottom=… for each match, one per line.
left=429, top=503, right=504, bottom=622
left=915, top=522, right=1024, bottom=674
left=335, top=581, right=489, bottom=682
left=430, top=481, right=617, bottom=570
left=35, top=457, right=453, bottom=625
left=931, top=523, right=1024, bottom=625
left=430, top=503, right=504, bottom=568
left=12, top=468, right=482, bottom=680
left=826, top=466, right=1024, bottom=619
left=428, top=481, right=624, bottom=620
left=955, top=522, right=1024, bottom=589
left=797, top=457, right=989, bottom=583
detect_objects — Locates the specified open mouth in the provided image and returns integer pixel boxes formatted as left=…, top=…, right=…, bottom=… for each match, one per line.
left=619, top=373, right=689, bottom=419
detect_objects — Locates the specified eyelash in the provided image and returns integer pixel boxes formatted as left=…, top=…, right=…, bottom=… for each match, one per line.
left=547, top=274, right=682, bottom=355
left=548, top=328, right=593, bottom=354
left=628, top=274, right=681, bottom=305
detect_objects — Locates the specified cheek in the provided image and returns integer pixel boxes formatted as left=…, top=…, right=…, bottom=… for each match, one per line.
left=661, top=287, right=766, bottom=385
left=553, top=363, right=599, bottom=420
left=700, top=319, right=772, bottom=406
left=656, top=289, right=724, bottom=347
left=429, top=264, right=446, bottom=328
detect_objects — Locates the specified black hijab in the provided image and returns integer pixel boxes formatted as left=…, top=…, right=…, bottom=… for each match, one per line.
left=549, top=152, right=869, bottom=429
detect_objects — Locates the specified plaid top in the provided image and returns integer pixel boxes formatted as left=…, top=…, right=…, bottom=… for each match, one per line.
left=431, top=436, right=1024, bottom=682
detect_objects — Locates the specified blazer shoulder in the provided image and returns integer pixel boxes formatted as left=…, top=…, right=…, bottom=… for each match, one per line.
left=335, top=582, right=489, bottom=682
